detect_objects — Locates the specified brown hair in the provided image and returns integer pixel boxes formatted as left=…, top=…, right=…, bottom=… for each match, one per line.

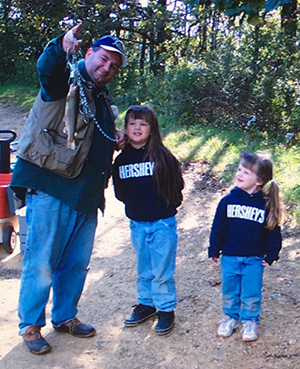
left=124, top=105, right=183, bottom=206
left=240, top=153, right=284, bottom=230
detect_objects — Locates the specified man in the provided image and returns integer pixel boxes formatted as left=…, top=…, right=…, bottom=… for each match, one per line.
left=10, top=22, right=127, bottom=355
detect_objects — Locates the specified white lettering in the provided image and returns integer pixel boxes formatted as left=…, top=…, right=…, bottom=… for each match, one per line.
left=227, top=204, right=232, bottom=217
left=118, top=162, right=154, bottom=179
left=249, top=207, right=256, bottom=221
left=139, top=163, right=145, bottom=176
left=119, top=166, right=125, bottom=179
left=133, top=163, right=139, bottom=177
left=227, top=204, right=265, bottom=224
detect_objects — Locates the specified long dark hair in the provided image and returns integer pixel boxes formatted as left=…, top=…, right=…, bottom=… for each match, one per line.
left=124, top=105, right=183, bottom=206
left=240, top=153, right=284, bottom=230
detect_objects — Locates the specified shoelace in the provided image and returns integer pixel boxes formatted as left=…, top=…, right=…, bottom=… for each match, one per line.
left=219, top=317, right=230, bottom=325
left=65, top=318, right=81, bottom=333
left=24, top=328, right=41, bottom=340
left=241, top=321, right=254, bottom=333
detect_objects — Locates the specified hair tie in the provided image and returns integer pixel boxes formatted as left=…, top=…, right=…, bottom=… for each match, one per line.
left=270, top=179, right=275, bottom=184
left=243, top=152, right=249, bottom=157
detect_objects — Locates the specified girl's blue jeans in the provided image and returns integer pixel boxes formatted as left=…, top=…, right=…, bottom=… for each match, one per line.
left=18, top=191, right=97, bottom=335
left=221, top=255, right=265, bottom=323
left=129, top=216, right=178, bottom=312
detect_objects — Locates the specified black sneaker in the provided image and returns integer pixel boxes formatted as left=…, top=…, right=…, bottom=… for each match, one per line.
left=124, top=304, right=157, bottom=327
left=155, top=311, right=175, bottom=335
left=22, top=326, right=51, bottom=355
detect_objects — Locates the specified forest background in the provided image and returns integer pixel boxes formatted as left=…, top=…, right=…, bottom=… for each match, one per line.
left=0, top=0, right=299, bottom=227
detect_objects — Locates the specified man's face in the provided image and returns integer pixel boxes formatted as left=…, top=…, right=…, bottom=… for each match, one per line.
left=85, top=47, right=121, bottom=88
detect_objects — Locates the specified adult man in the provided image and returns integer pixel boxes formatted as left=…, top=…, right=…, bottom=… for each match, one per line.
left=10, top=22, right=127, bottom=355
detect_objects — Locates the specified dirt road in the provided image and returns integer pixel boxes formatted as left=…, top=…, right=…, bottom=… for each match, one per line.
left=0, top=103, right=299, bottom=369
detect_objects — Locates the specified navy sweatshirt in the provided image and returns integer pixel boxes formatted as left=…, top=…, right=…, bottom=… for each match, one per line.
left=112, top=144, right=183, bottom=221
left=208, top=186, right=282, bottom=265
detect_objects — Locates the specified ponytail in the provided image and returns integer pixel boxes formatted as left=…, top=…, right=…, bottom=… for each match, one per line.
left=241, top=153, right=285, bottom=231
left=263, top=180, right=285, bottom=231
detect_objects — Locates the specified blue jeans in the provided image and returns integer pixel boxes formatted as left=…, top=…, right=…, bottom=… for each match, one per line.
left=221, top=255, right=265, bottom=323
left=129, top=217, right=178, bottom=312
left=18, top=191, right=97, bottom=335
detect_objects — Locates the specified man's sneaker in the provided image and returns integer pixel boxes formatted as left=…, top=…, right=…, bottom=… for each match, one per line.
left=54, top=318, right=96, bottom=338
left=241, top=320, right=258, bottom=341
left=22, top=326, right=51, bottom=355
left=124, top=304, right=157, bottom=327
left=217, top=315, right=239, bottom=338
left=154, top=311, right=175, bottom=336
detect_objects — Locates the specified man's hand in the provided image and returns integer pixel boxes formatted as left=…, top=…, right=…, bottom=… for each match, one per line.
left=62, top=22, right=83, bottom=53
left=115, top=131, right=126, bottom=150
left=210, top=257, right=218, bottom=263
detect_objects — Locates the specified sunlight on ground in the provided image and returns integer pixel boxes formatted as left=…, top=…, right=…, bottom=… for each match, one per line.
left=179, top=216, right=199, bottom=230
left=0, top=279, right=20, bottom=355
left=92, top=182, right=130, bottom=258
left=0, top=249, right=21, bottom=264
left=85, top=269, right=105, bottom=284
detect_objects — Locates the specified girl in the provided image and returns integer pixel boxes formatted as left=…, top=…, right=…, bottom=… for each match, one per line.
left=208, top=152, right=284, bottom=341
left=112, top=105, right=184, bottom=335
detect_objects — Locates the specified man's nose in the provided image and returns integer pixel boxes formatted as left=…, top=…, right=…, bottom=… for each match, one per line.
left=103, top=62, right=111, bottom=73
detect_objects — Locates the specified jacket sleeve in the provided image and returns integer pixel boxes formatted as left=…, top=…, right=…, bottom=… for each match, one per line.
left=37, top=33, right=70, bottom=101
left=112, top=156, right=126, bottom=203
left=208, top=197, right=228, bottom=258
left=264, top=225, right=282, bottom=265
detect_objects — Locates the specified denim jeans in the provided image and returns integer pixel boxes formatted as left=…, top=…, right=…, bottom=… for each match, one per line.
left=221, top=255, right=265, bottom=323
left=129, top=216, right=178, bottom=312
left=18, top=191, right=97, bottom=335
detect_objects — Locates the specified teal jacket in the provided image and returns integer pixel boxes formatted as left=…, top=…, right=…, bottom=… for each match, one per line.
left=10, top=34, right=116, bottom=215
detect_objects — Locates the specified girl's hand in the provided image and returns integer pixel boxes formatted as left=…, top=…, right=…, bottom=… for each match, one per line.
left=262, top=260, right=269, bottom=267
left=115, top=131, right=126, bottom=150
left=210, top=257, right=218, bottom=263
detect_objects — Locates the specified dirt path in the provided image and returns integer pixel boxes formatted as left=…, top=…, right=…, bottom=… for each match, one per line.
left=0, top=103, right=299, bottom=369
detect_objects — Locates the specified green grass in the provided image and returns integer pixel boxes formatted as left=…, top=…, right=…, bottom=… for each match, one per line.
left=0, top=85, right=39, bottom=112
left=1, top=86, right=299, bottom=227
left=163, top=124, right=300, bottom=228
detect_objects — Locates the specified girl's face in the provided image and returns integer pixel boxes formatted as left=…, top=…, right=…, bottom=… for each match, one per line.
left=235, top=163, right=263, bottom=194
left=125, top=116, right=151, bottom=149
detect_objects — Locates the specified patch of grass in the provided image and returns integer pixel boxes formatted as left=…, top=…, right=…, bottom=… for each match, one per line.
left=273, top=146, right=300, bottom=226
left=0, top=85, right=38, bottom=112
left=163, top=124, right=300, bottom=226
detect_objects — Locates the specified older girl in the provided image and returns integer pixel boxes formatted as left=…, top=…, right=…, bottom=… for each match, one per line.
left=113, top=105, right=183, bottom=335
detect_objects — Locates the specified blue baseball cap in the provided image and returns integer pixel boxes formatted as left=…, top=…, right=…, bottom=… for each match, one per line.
left=92, top=35, right=127, bottom=67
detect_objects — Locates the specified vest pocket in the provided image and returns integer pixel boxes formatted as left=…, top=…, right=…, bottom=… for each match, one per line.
left=28, top=127, right=81, bottom=174
left=17, top=91, right=94, bottom=178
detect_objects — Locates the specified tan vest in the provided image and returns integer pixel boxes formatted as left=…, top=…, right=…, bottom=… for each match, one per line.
left=17, top=89, right=95, bottom=179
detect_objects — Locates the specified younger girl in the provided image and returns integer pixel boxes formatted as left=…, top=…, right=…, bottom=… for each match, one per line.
left=113, top=105, right=184, bottom=335
left=208, top=152, right=284, bottom=341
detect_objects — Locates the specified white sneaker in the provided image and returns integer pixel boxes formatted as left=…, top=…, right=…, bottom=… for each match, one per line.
left=217, top=315, right=239, bottom=337
left=241, top=321, right=258, bottom=341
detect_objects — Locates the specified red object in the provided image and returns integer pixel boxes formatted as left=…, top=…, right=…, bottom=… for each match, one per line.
left=0, top=173, right=13, bottom=219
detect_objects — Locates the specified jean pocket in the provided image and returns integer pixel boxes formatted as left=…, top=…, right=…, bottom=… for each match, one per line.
left=159, top=217, right=177, bottom=229
left=254, top=255, right=265, bottom=260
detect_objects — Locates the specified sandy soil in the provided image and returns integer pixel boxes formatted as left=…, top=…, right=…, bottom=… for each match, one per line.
left=0, top=102, right=299, bottom=369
